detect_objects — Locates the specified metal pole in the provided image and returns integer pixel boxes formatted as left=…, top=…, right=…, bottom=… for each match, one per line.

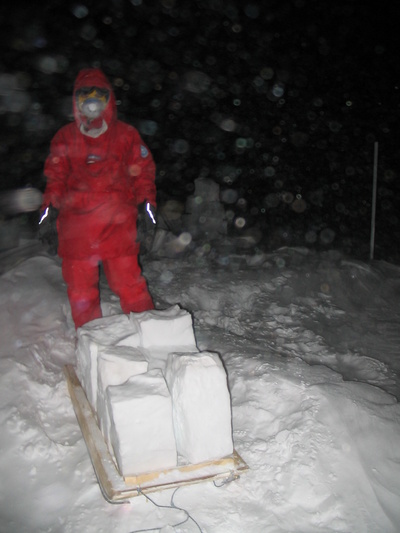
left=370, top=141, right=378, bottom=260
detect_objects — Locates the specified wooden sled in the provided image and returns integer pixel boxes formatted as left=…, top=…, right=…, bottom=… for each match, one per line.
left=64, top=365, right=248, bottom=503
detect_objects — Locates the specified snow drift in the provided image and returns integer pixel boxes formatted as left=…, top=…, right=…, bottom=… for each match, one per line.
left=1, top=243, right=400, bottom=532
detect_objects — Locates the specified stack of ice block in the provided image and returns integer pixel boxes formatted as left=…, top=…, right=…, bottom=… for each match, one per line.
left=165, top=351, right=234, bottom=464
left=107, top=369, right=177, bottom=475
left=75, top=305, right=233, bottom=477
left=130, top=305, right=199, bottom=371
left=76, top=313, right=141, bottom=408
left=96, top=345, right=148, bottom=448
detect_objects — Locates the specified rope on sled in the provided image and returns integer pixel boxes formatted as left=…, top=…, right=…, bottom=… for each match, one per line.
left=129, top=486, right=204, bottom=533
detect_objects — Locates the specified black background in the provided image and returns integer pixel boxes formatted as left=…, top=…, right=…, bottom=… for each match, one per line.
left=1, top=0, right=399, bottom=260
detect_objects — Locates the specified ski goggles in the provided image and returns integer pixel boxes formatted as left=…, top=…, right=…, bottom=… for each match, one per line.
left=76, top=86, right=110, bottom=109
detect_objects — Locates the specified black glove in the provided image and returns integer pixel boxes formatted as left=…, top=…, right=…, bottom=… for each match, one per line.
left=137, top=202, right=157, bottom=254
left=37, top=205, right=59, bottom=255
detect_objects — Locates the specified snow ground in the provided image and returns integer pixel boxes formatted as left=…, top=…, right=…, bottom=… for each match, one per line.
left=1, top=240, right=400, bottom=533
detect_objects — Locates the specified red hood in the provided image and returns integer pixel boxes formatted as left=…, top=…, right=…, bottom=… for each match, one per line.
left=73, top=68, right=116, bottom=129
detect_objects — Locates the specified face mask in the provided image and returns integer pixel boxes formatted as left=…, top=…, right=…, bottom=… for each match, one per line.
left=81, top=98, right=105, bottom=119
left=76, top=87, right=110, bottom=120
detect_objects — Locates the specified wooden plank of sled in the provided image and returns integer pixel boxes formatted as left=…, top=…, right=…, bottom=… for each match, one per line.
left=64, top=364, right=248, bottom=503
left=124, top=450, right=247, bottom=487
left=64, top=364, right=128, bottom=502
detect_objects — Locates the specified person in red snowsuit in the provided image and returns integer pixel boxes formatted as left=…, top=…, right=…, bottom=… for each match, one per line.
left=41, top=68, right=157, bottom=328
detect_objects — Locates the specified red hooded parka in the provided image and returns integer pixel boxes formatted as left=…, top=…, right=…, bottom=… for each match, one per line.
left=42, top=68, right=157, bottom=327
left=42, top=68, right=156, bottom=260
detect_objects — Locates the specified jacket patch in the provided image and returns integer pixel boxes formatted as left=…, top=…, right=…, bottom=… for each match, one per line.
left=87, top=154, right=102, bottom=164
left=140, top=145, right=149, bottom=158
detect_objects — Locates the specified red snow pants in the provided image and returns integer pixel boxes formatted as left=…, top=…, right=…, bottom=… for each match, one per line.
left=61, top=255, right=154, bottom=328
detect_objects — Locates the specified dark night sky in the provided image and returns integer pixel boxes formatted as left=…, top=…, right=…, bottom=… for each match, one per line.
left=1, top=0, right=399, bottom=259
